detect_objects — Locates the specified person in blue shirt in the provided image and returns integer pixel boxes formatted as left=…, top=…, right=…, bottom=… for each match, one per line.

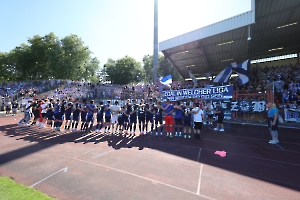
left=267, top=102, right=279, bottom=144
left=154, top=100, right=163, bottom=136
left=85, top=100, right=97, bottom=133
left=174, top=101, right=183, bottom=137
left=103, top=100, right=111, bottom=133
left=162, top=99, right=174, bottom=138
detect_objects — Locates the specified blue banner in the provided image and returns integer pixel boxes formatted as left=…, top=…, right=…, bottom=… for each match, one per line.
left=162, top=85, right=233, bottom=101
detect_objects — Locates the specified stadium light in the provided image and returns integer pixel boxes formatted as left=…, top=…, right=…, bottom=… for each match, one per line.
left=217, top=41, right=234, bottom=46
left=268, top=47, right=283, bottom=52
left=176, top=50, right=189, bottom=55
left=221, top=58, right=234, bottom=62
left=277, top=22, right=297, bottom=29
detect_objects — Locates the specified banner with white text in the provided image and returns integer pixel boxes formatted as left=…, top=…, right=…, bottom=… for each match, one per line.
left=162, top=85, right=233, bottom=101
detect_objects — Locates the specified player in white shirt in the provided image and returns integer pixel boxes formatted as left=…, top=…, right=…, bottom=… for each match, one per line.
left=110, top=101, right=121, bottom=134
left=190, top=102, right=204, bottom=140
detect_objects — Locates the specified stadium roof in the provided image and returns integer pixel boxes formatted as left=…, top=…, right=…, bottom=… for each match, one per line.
left=159, top=0, right=300, bottom=79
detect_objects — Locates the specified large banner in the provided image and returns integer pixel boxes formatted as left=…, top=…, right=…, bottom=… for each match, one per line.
left=213, top=100, right=266, bottom=113
left=162, top=85, right=233, bottom=101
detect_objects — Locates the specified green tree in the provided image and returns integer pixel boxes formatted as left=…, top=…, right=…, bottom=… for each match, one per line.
left=104, top=56, right=144, bottom=85
left=0, top=32, right=100, bottom=82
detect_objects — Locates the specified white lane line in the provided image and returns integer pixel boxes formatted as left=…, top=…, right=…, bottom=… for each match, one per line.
left=197, top=148, right=202, bottom=162
left=73, top=147, right=100, bottom=159
left=126, top=140, right=139, bottom=146
left=197, top=164, right=203, bottom=195
left=51, top=153, right=215, bottom=200
left=92, top=150, right=114, bottom=159
left=144, top=140, right=300, bottom=166
left=276, top=143, right=285, bottom=151
left=30, top=167, right=67, bottom=188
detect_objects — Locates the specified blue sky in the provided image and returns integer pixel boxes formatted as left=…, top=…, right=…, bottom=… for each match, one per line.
left=0, top=0, right=251, bottom=65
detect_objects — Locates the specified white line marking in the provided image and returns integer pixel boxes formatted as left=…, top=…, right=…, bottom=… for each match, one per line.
left=143, top=140, right=300, bottom=166
left=197, top=148, right=202, bottom=162
left=30, top=167, right=67, bottom=188
left=74, top=147, right=99, bottom=159
left=92, top=150, right=114, bottom=159
left=276, top=143, right=285, bottom=151
left=197, top=164, right=203, bottom=195
left=126, top=140, right=139, bottom=146
left=51, top=153, right=215, bottom=200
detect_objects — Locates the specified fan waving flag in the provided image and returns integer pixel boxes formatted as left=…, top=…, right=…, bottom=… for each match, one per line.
left=232, top=59, right=250, bottom=85
left=213, top=62, right=237, bottom=83
left=160, top=75, right=172, bottom=85
left=189, top=70, right=197, bottom=88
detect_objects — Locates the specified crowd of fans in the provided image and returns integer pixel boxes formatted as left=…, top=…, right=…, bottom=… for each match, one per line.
left=1, top=63, right=300, bottom=113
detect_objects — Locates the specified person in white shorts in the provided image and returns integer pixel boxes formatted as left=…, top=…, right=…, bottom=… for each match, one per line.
left=110, top=101, right=121, bottom=134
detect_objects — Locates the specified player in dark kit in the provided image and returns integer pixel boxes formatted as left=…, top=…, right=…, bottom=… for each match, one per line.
left=145, top=98, right=154, bottom=135
left=85, top=100, right=97, bottom=133
left=117, top=106, right=126, bottom=134
left=138, top=99, right=146, bottom=135
left=154, top=100, right=163, bottom=136
left=182, top=101, right=193, bottom=139
left=129, top=99, right=138, bottom=135
left=103, top=100, right=111, bottom=133
left=46, top=99, right=55, bottom=129
left=80, top=99, right=88, bottom=132
left=64, top=98, right=73, bottom=131
left=174, top=101, right=183, bottom=137
left=53, top=99, right=63, bottom=131
left=71, top=98, right=81, bottom=132
left=31, top=99, right=40, bottom=126
left=95, top=101, right=104, bottom=133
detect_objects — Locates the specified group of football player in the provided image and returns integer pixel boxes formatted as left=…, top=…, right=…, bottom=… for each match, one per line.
left=18, top=97, right=224, bottom=139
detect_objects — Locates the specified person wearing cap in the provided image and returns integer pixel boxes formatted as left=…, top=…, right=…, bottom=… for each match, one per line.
left=214, top=102, right=225, bottom=132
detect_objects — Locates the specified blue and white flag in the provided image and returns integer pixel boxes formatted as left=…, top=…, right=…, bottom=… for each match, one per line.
left=232, top=59, right=250, bottom=85
left=213, top=62, right=237, bottom=83
left=160, top=75, right=172, bottom=85
left=189, top=70, right=197, bottom=88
